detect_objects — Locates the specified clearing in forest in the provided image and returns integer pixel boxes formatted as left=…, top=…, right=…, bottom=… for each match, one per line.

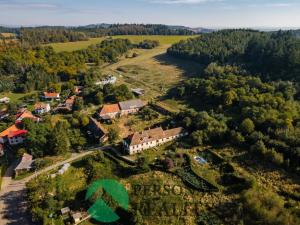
left=47, top=35, right=196, bottom=52
left=102, top=44, right=203, bottom=110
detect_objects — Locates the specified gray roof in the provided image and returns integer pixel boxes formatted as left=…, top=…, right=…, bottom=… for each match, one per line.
left=119, top=99, right=145, bottom=111
left=15, top=153, right=33, bottom=171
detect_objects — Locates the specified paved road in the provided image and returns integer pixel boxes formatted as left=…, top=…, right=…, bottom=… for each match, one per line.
left=0, top=149, right=99, bottom=225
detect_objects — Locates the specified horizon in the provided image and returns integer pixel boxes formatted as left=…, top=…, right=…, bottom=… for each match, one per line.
left=1, top=23, right=299, bottom=31
left=1, top=0, right=300, bottom=28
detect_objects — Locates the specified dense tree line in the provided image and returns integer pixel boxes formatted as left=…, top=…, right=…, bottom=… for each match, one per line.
left=0, top=39, right=132, bottom=92
left=244, top=31, right=300, bottom=81
left=76, top=24, right=195, bottom=37
left=1, top=24, right=194, bottom=45
left=168, top=30, right=300, bottom=82
left=20, top=27, right=88, bottom=45
left=172, top=64, right=300, bottom=172
left=168, top=29, right=260, bottom=64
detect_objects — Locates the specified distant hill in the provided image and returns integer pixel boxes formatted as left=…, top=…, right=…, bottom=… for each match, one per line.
left=189, top=27, right=215, bottom=33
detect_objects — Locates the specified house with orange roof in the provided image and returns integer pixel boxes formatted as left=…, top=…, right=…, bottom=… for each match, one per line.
left=16, top=109, right=41, bottom=123
left=98, top=104, right=121, bottom=120
left=0, top=125, right=28, bottom=145
left=54, top=96, right=77, bottom=113
left=43, top=92, right=60, bottom=100
left=34, top=102, right=51, bottom=114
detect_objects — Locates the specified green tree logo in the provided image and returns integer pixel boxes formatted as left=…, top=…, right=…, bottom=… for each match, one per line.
left=85, top=179, right=129, bottom=223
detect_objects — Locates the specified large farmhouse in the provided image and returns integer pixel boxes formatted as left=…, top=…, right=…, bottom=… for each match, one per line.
left=123, top=127, right=188, bottom=155
left=99, top=99, right=145, bottom=120
left=119, top=99, right=145, bottom=116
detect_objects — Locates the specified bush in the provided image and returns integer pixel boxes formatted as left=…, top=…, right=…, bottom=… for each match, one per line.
left=240, top=118, right=255, bottom=134
left=241, top=186, right=300, bottom=225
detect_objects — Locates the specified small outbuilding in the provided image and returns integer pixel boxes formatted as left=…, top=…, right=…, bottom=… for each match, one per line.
left=72, top=212, right=82, bottom=223
left=14, top=153, right=34, bottom=176
left=60, top=207, right=70, bottom=215
left=0, top=97, right=10, bottom=104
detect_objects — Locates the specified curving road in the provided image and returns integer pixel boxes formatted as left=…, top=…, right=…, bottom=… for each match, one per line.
left=0, top=149, right=101, bottom=225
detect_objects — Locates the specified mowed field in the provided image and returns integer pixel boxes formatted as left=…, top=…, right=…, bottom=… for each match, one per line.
left=47, top=35, right=196, bottom=52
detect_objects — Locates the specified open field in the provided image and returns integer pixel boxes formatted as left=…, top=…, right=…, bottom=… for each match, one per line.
left=102, top=44, right=203, bottom=110
left=47, top=35, right=197, bottom=52
left=45, top=37, right=106, bottom=52
left=0, top=91, right=38, bottom=103
left=112, top=35, right=196, bottom=44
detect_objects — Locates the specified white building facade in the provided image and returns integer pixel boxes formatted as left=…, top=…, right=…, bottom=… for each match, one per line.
left=123, top=127, right=188, bottom=155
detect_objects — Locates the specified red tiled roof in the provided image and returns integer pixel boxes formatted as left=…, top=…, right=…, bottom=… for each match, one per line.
left=34, top=102, right=48, bottom=109
left=16, top=110, right=39, bottom=122
left=44, top=92, right=59, bottom=98
left=0, top=125, right=27, bottom=138
left=100, top=104, right=120, bottom=115
left=7, top=130, right=27, bottom=138
left=65, top=96, right=76, bottom=105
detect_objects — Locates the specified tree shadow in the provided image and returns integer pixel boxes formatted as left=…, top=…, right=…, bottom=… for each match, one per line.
left=0, top=189, right=35, bottom=225
left=154, top=52, right=204, bottom=78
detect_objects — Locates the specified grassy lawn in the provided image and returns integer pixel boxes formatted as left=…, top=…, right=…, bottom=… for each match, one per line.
left=0, top=91, right=38, bottom=104
left=103, top=112, right=169, bottom=140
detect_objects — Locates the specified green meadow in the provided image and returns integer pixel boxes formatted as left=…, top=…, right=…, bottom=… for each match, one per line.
left=47, top=35, right=197, bottom=52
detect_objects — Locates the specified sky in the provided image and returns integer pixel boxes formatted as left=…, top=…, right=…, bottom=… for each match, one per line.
left=0, top=0, right=300, bottom=28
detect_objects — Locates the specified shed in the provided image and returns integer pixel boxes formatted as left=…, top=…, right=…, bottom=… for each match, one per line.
left=72, top=212, right=82, bottom=223
left=60, top=207, right=70, bottom=215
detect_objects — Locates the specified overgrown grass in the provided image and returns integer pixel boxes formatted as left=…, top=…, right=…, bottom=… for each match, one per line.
left=46, top=37, right=106, bottom=52
left=112, top=35, right=197, bottom=45
left=47, top=35, right=197, bottom=52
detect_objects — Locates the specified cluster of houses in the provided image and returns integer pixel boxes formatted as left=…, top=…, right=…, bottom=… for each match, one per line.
left=96, top=98, right=188, bottom=155
left=0, top=90, right=81, bottom=151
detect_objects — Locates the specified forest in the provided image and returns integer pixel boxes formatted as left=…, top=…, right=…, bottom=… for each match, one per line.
left=20, top=27, right=88, bottom=45
left=1, top=24, right=195, bottom=45
left=168, top=29, right=300, bottom=82
left=0, top=38, right=133, bottom=92
left=171, top=63, right=300, bottom=172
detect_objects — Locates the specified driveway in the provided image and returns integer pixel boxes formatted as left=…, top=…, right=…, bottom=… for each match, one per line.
left=0, top=149, right=100, bottom=225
